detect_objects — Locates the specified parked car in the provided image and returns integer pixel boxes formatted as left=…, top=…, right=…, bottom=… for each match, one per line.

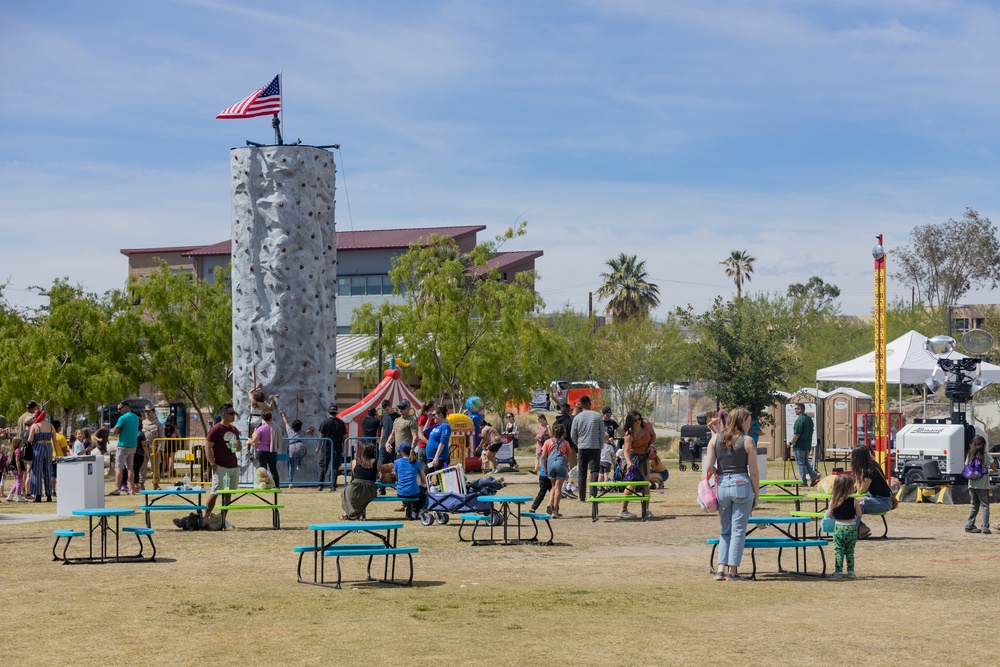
left=567, top=381, right=604, bottom=409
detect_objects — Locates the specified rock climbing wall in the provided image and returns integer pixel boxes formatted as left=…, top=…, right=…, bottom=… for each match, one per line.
left=230, top=145, right=337, bottom=466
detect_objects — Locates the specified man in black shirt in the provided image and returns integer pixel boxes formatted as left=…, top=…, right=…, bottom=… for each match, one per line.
left=317, top=405, right=347, bottom=492
left=360, top=408, right=380, bottom=443
left=555, top=403, right=575, bottom=451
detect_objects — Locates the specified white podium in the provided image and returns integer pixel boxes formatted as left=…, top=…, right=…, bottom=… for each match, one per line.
left=56, top=456, right=105, bottom=517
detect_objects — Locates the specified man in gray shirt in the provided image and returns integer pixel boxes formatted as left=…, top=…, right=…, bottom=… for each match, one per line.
left=570, top=395, right=604, bottom=501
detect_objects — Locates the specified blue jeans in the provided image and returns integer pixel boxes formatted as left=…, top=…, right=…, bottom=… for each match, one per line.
left=859, top=493, right=893, bottom=517
left=717, top=473, right=755, bottom=568
left=794, top=449, right=817, bottom=484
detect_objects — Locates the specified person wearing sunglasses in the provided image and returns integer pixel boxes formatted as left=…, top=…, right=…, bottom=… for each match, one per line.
left=203, top=403, right=243, bottom=525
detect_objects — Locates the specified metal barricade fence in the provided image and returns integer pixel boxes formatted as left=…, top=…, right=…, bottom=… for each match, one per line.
left=278, top=437, right=334, bottom=489
left=150, top=437, right=210, bottom=487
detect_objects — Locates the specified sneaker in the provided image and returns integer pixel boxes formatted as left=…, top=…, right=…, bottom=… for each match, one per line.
left=17, top=497, right=28, bottom=503
left=829, top=572, right=843, bottom=579
left=552, top=512, right=563, bottom=519
left=981, top=528, right=992, bottom=534
left=316, top=486, right=325, bottom=492
left=617, top=510, right=636, bottom=519
left=108, top=490, right=120, bottom=496
left=644, top=510, right=653, bottom=518
left=545, top=503, right=553, bottom=515
left=846, top=572, right=857, bottom=579
left=966, top=526, right=981, bottom=533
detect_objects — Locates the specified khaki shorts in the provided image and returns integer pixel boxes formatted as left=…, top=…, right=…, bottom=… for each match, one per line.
left=115, top=446, right=136, bottom=469
left=210, top=466, right=240, bottom=494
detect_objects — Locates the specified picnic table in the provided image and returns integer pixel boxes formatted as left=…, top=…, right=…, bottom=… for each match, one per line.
left=214, top=488, right=283, bottom=529
left=708, top=515, right=827, bottom=579
left=138, top=488, right=207, bottom=528
left=71, top=507, right=136, bottom=563
left=759, top=479, right=804, bottom=496
left=460, top=495, right=533, bottom=545
left=296, top=521, right=415, bottom=589
left=586, top=481, right=651, bottom=521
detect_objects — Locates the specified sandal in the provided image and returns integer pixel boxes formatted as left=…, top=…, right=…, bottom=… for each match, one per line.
left=726, top=573, right=752, bottom=581
left=714, top=570, right=725, bottom=581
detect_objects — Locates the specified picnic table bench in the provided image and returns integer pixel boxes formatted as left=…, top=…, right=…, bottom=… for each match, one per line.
left=707, top=536, right=829, bottom=579
left=586, top=481, right=651, bottom=521
left=215, top=488, right=283, bottom=529
left=295, top=521, right=416, bottom=589
left=138, top=489, right=208, bottom=528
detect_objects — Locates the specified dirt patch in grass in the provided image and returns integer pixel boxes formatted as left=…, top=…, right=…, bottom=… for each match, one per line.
left=3, top=463, right=993, bottom=665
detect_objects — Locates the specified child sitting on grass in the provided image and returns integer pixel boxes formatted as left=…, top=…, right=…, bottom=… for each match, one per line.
left=827, top=474, right=861, bottom=579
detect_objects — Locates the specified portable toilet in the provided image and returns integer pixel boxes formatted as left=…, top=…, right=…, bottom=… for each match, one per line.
left=785, top=389, right=828, bottom=459
left=756, top=392, right=790, bottom=460
left=824, top=387, right=873, bottom=453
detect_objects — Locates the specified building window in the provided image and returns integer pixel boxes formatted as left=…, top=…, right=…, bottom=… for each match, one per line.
left=337, top=275, right=397, bottom=296
left=953, top=318, right=970, bottom=334
left=974, top=318, right=985, bottom=329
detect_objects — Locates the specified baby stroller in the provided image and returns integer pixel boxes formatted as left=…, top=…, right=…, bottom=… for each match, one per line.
left=419, top=466, right=505, bottom=527
left=678, top=424, right=709, bottom=471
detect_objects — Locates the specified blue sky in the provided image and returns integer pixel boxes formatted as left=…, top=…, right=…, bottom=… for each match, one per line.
left=4, top=0, right=1000, bottom=318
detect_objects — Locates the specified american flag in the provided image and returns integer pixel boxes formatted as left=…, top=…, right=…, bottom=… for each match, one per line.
left=216, top=75, right=281, bottom=119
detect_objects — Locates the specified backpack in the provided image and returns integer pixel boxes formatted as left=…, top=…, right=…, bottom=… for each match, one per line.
left=20, top=443, right=33, bottom=463
left=962, top=456, right=986, bottom=481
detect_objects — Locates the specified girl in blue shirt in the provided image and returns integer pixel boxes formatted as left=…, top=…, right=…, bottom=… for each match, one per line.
left=393, top=442, right=427, bottom=520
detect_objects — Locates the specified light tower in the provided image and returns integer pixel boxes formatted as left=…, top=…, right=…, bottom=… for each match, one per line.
left=872, top=235, right=889, bottom=477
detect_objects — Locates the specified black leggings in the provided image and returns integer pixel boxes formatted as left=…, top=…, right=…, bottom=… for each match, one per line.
left=532, top=475, right=553, bottom=511
left=256, top=450, right=280, bottom=487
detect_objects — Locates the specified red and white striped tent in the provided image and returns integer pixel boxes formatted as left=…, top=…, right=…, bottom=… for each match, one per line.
left=339, top=367, right=423, bottom=440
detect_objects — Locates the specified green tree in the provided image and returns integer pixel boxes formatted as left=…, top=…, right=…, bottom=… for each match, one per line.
left=352, top=223, right=563, bottom=414
left=596, top=253, right=661, bottom=321
left=0, top=280, right=141, bottom=424
left=29, top=279, right=142, bottom=422
left=892, top=208, right=1000, bottom=311
left=590, top=318, right=687, bottom=416
left=721, top=250, right=756, bottom=299
left=787, top=276, right=842, bottom=312
left=130, top=262, right=233, bottom=435
left=689, top=295, right=798, bottom=422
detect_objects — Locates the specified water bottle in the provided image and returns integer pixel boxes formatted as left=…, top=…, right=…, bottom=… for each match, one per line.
left=183, top=474, right=190, bottom=489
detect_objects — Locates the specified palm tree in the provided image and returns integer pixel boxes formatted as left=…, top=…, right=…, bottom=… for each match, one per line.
left=596, top=253, right=661, bottom=321
left=721, top=250, right=756, bottom=299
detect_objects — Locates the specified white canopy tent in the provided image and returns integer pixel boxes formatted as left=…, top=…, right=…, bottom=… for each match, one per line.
left=815, top=330, right=1000, bottom=385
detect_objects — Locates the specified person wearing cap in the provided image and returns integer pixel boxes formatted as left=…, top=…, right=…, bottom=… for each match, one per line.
left=386, top=400, right=419, bottom=461
left=317, top=405, right=347, bottom=492
left=142, top=406, right=165, bottom=487
left=393, top=442, right=426, bottom=520
left=204, top=403, right=242, bottom=522
left=601, top=406, right=620, bottom=444
left=110, top=400, right=140, bottom=496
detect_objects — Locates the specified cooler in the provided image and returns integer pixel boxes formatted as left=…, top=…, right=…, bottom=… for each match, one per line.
left=56, top=455, right=105, bottom=517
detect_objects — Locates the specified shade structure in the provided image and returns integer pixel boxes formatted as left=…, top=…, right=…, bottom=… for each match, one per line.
left=338, top=368, right=423, bottom=440
left=815, top=330, right=1000, bottom=385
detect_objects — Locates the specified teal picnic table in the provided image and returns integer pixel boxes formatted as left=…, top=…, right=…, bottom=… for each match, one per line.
left=138, top=488, right=207, bottom=528
left=708, top=516, right=828, bottom=578
left=72, top=507, right=136, bottom=563
left=473, top=495, right=533, bottom=544
left=298, top=521, right=410, bottom=589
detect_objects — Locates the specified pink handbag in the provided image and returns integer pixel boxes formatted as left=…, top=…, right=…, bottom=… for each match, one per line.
left=697, top=475, right=718, bottom=513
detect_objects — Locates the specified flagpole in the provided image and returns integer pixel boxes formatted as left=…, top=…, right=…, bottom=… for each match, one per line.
left=279, top=69, right=283, bottom=144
